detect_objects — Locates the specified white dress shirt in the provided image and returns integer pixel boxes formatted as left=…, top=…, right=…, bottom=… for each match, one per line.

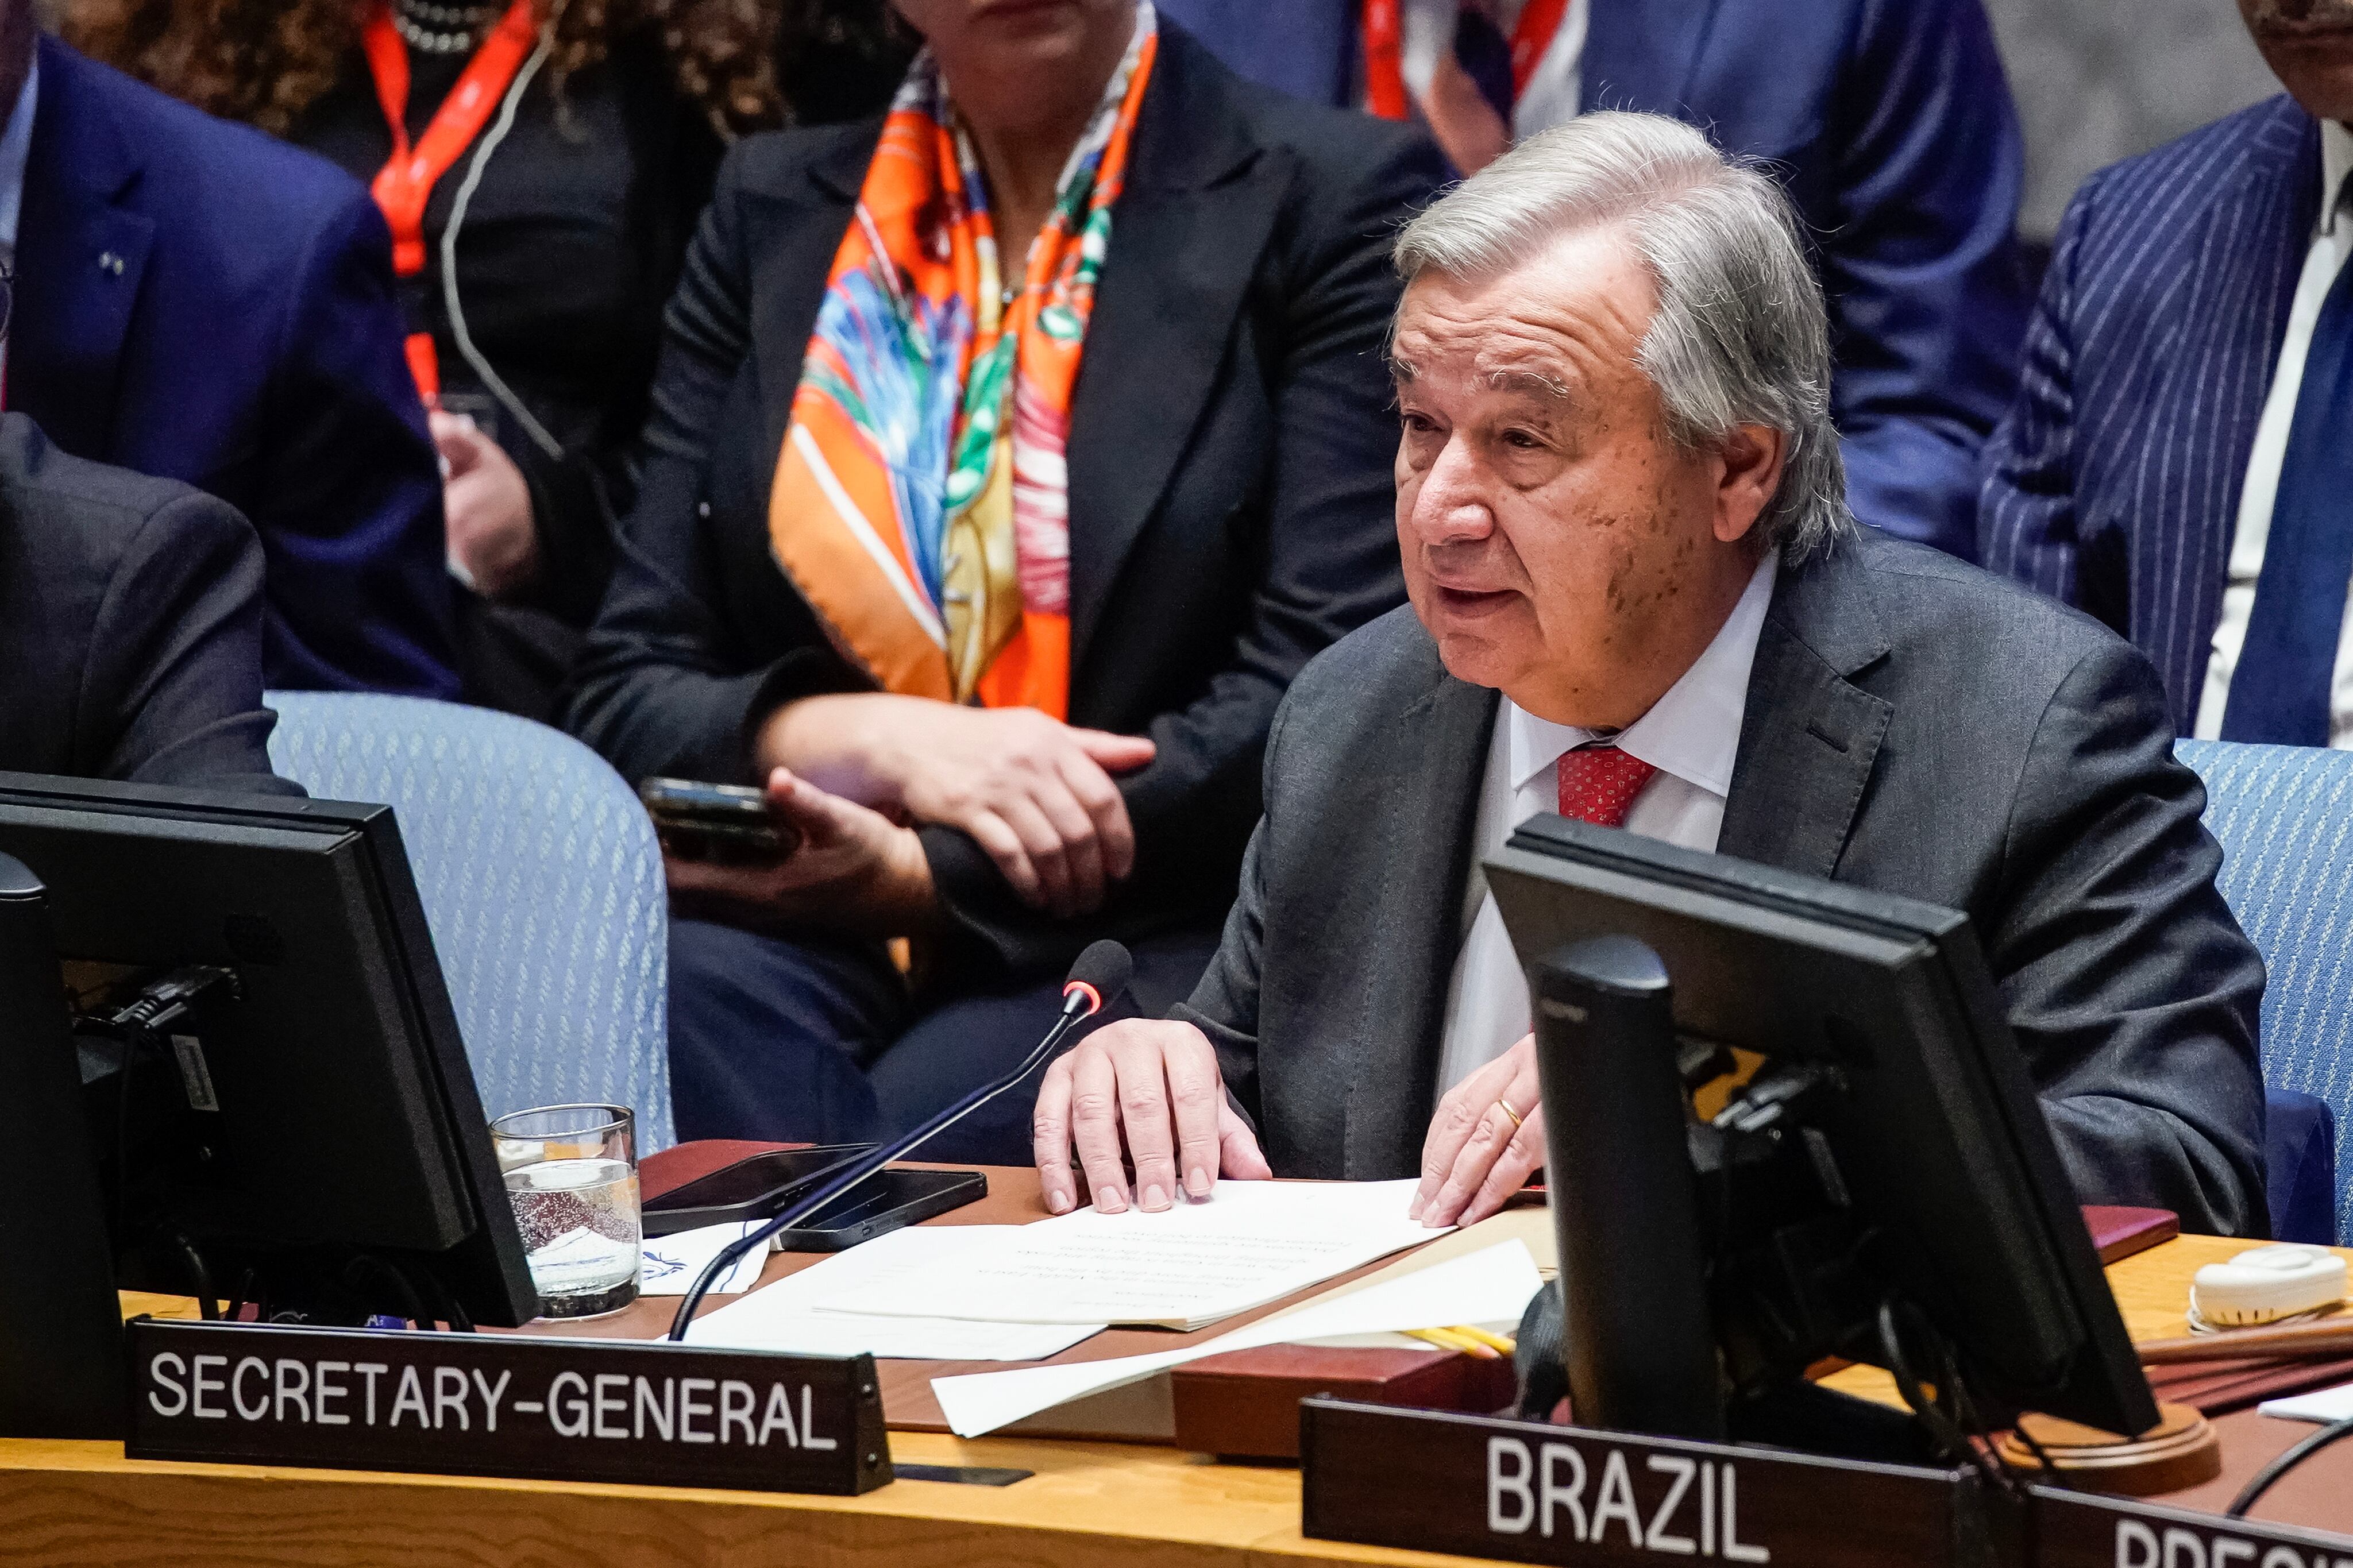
left=2196, top=118, right=2353, bottom=747
left=1398, top=0, right=1586, bottom=141
left=1434, top=553, right=1779, bottom=1092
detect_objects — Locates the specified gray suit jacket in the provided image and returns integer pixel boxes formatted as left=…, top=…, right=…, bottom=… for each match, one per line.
left=0, top=415, right=298, bottom=796
left=1176, top=531, right=2267, bottom=1235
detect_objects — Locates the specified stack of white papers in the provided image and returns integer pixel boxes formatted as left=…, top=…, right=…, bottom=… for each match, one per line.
left=682, top=1226, right=1105, bottom=1362
left=815, top=1178, right=1442, bottom=1331
left=2259, top=1381, right=2353, bottom=1423
left=931, top=1240, right=1546, bottom=1436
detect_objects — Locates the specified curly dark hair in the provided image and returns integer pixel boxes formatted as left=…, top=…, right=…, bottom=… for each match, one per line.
left=61, top=0, right=913, bottom=139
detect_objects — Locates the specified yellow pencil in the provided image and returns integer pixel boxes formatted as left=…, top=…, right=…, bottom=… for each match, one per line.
left=1407, top=1326, right=1500, bottom=1359
left=1456, top=1324, right=1518, bottom=1355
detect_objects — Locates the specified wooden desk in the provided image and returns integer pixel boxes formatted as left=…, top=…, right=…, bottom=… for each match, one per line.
left=1823, top=1233, right=2353, bottom=1534
left=5, top=1223, right=2350, bottom=1563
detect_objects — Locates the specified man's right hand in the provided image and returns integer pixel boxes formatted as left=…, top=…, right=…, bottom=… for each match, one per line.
left=1032, top=1018, right=1271, bottom=1215
left=757, top=693, right=1156, bottom=920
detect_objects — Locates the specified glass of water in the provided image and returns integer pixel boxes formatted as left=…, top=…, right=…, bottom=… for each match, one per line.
left=490, top=1104, right=640, bottom=1319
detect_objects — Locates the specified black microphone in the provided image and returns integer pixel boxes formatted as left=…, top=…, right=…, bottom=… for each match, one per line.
left=1060, top=939, right=1133, bottom=1026
left=666, top=940, right=1133, bottom=1340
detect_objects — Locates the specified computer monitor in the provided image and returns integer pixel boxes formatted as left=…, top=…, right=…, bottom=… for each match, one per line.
left=0, top=772, right=538, bottom=1350
left=1486, top=814, right=2158, bottom=1447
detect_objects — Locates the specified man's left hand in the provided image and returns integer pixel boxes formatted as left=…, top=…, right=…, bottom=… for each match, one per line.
left=1409, top=1032, right=1544, bottom=1227
left=664, top=768, right=939, bottom=936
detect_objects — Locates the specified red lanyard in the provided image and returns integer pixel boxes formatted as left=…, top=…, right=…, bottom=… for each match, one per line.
left=1363, top=0, right=1573, bottom=122
left=360, top=0, right=538, bottom=398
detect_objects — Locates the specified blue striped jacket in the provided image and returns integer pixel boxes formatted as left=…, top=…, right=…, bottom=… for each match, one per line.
left=1979, top=96, right=2321, bottom=734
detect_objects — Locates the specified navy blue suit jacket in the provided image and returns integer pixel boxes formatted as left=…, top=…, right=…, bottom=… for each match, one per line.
left=1979, top=98, right=2317, bottom=735
left=1159, top=0, right=2032, bottom=558
left=11, top=39, right=457, bottom=698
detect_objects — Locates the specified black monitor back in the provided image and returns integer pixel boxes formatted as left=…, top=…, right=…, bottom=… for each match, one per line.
left=1487, top=814, right=2156, bottom=1439
left=0, top=856, right=131, bottom=1436
left=0, top=772, right=536, bottom=1328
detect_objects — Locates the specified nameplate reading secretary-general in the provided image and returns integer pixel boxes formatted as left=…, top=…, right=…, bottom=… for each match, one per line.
left=1031, top=112, right=2268, bottom=1239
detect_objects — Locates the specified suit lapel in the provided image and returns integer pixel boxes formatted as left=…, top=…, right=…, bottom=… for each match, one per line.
left=13, top=41, right=153, bottom=458
left=745, top=125, right=874, bottom=501
left=1579, top=0, right=1729, bottom=114
left=1716, top=548, right=1892, bottom=880
left=1066, top=29, right=1286, bottom=670
left=2131, top=100, right=2317, bottom=723
left=1343, top=662, right=1499, bottom=1177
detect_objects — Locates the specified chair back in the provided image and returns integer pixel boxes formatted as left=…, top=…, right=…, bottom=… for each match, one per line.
left=265, top=692, right=672, bottom=1149
left=2177, top=738, right=2353, bottom=1242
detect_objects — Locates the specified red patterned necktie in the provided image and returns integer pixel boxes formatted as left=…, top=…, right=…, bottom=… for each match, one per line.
left=1556, top=746, right=1659, bottom=828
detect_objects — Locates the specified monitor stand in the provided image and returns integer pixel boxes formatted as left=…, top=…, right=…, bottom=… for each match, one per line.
left=1532, top=935, right=1947, bottom=1469
left=0, top=854, right=128, bottom=1439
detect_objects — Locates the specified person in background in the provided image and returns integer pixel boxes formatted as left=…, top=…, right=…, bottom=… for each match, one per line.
left=566, top=0, right=1445, bottom=1156
left=1036, top=115, right=2265, bottom=1239
left=0, top=2, right=453, bottom=697
left=774, top=0, right=917, bottom=125
left=61, top=0, right=885, bottom=720
left=0, top=414, right=300, bottom=795
left=1981, top=0, right=2353, bottom=750
left=1157, top=0, right=2034, bottom=562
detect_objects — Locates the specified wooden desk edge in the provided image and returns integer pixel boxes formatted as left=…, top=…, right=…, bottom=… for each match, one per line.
left=18, top=1233, right=2350, bottom=1568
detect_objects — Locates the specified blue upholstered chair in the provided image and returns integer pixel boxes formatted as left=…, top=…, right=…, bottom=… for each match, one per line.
left=265, top=692, right=673, bottom=1150
left=2176, top=739, right=2352, bottom=1244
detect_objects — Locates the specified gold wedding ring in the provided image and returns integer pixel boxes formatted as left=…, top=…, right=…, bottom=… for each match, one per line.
left=1496, top=1096, right=1525, bottom=1130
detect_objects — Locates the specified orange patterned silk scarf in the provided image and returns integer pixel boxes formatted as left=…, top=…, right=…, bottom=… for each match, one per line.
left=764, top=7, right=1160, bottom=720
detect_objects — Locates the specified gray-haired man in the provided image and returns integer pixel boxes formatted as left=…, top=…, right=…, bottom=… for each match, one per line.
left=1031, top=113, right=2267, bottom=1238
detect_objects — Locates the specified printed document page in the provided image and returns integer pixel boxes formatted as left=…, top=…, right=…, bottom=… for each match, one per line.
left=930, top=1240, right=1546, bottom=1436
left=683, top=1225, right=1104, bottom=1362
left=638, top=1220, right=772, bottom=1296
left=812, top=1179, right=1442, bottom=1330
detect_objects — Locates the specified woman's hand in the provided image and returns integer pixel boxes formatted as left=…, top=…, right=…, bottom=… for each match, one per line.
left=1410, top=1032, right=1544, bottom=1229
left=433, top=410, right=539, bottom=599
left=758, top=693, right=1156, bottom=919
left=664, top=767, right=938, bottom=936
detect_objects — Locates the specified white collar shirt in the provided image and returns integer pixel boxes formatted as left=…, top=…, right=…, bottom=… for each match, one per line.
left=1433, top=552, right=1780, bottom=1092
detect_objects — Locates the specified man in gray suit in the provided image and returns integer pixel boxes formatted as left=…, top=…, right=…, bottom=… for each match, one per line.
left=1030, top=113, right=2267, bottom=1238
left=0, top=413, right=297, bottom=796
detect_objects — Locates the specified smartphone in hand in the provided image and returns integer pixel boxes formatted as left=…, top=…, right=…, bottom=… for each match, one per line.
left=639, top=778, right=801, bottom=863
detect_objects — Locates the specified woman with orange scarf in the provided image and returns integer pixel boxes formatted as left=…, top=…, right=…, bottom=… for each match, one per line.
left=567, top=0, right=1444, bottom=1157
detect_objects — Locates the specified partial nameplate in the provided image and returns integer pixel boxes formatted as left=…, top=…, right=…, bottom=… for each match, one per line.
left=124, top=1316, right=892, bottom=1495
left=1299, top=1399, right=1985, bottom=1567
left=2035, top=1485, right=2353, bottom=1568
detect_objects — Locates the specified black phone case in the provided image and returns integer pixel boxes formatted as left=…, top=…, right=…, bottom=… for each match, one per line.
left=642, top=1148, right=988, bottom=1252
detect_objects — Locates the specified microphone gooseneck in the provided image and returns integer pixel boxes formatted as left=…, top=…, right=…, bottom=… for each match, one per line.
left=664, top=940, right=1135, bottom=1341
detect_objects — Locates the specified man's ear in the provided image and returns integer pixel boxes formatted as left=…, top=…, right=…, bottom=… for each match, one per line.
left=1712, top=424, right=1788, bottom=545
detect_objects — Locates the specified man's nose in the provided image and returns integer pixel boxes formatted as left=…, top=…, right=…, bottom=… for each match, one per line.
left=1407, top=439, right=1494, bottom=543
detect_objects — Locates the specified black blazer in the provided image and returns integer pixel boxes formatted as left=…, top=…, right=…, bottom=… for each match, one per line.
left=566, top=25, right=1447, bottom=976
left=295, top=32, right=726, bottom=719
left=1181, top=531, right=2267, bottom=1234
left=0, top=415, right=299, bottom=796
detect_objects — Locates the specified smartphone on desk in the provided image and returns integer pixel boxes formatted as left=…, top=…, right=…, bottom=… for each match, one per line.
left=640, top=777, right=801, bottom=864
left=642, top=1144, right=988, bottom=1252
